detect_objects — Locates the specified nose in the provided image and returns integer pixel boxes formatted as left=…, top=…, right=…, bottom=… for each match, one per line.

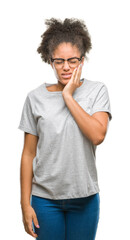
left=63, top=60, right=70, bottom=70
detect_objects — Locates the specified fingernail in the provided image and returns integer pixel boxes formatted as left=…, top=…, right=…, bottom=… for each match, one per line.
left=36, top=225, right=40, bottom=228
left=80, top=63, right=83, bottom=67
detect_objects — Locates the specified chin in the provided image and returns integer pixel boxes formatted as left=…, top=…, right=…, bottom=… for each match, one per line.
left=59, top=78, right=70, bottom=85
left=61, top=77, right=71, bottom=81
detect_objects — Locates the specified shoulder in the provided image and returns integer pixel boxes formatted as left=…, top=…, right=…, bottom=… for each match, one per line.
left=85, top=78, right=107, bottom=89
left=84, top=78, right=108, bottom=96
left=26, top=83, right=44, bottom=101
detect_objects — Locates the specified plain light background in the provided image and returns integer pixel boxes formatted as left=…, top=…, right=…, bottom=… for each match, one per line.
left=0, top=0, right=130, bottom=239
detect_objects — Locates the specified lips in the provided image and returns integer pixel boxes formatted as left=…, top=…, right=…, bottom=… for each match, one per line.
left=61, top=73, right=72, bottom=79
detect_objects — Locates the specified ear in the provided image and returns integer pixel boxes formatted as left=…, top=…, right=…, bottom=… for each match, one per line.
left=49, top=58, right=53, bottom=68
left=50, top=62, right=54, bottom=68
left=81, top=56, right=85, bottom=66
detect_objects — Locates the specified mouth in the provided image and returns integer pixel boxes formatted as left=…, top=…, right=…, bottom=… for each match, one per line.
left=61, top=73, right=72, bottom=79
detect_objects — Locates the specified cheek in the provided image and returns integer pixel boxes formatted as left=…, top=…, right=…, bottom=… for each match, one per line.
left=57, top=70, right=61, bottom=75
left=54, top=68, right=61, bottom=77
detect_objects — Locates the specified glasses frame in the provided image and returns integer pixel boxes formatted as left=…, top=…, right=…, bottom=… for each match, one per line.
left=51, top=56, right=83, bottom=68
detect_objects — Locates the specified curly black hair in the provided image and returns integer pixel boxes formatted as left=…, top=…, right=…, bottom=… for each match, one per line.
left=37, top=18, right=92, bottom=64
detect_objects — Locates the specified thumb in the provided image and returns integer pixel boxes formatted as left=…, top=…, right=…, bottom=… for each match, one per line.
left=32, top=213, right=40, bottom=228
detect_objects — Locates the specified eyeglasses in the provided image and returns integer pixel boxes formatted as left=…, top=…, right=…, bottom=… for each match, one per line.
left=51, top=56, right=83, bottom=69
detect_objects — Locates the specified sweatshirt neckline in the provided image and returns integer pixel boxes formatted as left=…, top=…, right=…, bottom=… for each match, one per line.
left=43, top=78, right=85, bottom=95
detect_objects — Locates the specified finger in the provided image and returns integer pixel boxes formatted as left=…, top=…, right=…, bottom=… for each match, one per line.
left=72, top=67, right=78, bottom=78
left=27, top=223, right=38, bottom=238
left=70, top=67, right=78, bottom=83
left=32, top=214, right=40, bottom=229
left=74, top=64, right=82, bottom=84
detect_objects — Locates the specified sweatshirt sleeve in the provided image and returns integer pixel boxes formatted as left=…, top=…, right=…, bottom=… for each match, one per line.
left=91, top=83, right=112, bottom=121
left=18, top=94, right=38, bottom=136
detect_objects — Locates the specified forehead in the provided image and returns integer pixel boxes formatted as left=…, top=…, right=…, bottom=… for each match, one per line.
left=52, top=42, right=81, bottom=58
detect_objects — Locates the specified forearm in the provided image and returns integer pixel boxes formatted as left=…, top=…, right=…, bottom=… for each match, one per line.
left=63, top=94, right=105, bottom=145
left=20, top=153, right=34, bottom=207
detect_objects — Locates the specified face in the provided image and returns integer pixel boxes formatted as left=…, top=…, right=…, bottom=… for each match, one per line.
left=50, top=42, right=84, bottom=86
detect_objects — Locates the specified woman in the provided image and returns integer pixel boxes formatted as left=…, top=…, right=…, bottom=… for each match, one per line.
left=18, top=18, right=112, bottom=240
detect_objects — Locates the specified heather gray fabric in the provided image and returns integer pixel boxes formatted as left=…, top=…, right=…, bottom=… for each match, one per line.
left=18, top=78, right=112, bottom=200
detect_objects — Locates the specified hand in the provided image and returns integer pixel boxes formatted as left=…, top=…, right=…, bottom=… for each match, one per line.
left=62, top=63, right=83, bottom=97
left=21, top=204, right=40, bottom=238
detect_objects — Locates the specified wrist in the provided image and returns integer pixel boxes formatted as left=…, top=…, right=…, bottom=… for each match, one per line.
left=20, top=200, right=31, bottom=208
left=62, top=93, right=73, bottom=100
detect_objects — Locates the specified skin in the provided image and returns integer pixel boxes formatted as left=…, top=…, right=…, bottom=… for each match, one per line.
left=20, top=42, right=109, bottom=238
left=49, top=42, right=109, bottom=145
left=20, top=133, right=39, bottom=238
left=50, top=42, right=85, bottom=91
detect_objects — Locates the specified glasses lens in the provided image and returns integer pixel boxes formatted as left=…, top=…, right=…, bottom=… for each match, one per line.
left=68, top=58, right=79, bottom=68
left=53, top=57, right=81, bottom=68
left=54, top=59, right=64, bottom=68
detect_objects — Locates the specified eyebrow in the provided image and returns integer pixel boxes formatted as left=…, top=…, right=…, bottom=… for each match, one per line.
left=52, top=57, right=80, bottom=60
